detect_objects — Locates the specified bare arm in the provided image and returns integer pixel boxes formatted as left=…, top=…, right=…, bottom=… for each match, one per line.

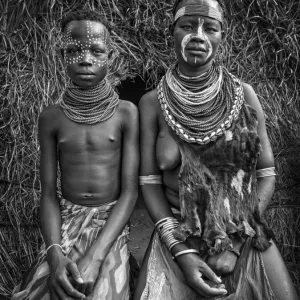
left=138, top=92, right=227, bottom=298
left=39, top=107, right=85, bottom=300
left=85, top=102, right=139, bottom=261
left=243, top=83, right=275, bottom=215
left=139, top=92, right=174, bottom=221
left=39, top=107, right=61, bottom=264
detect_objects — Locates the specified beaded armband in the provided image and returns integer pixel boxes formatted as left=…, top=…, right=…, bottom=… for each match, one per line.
left=256, top=167, right=276, bottom=178
left=139, top=175, right=162, bottom=185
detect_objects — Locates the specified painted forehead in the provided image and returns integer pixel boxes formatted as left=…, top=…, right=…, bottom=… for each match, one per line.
left=174, top=0, right=223, bottom=24
left=63, top=20, right=110, bottom=46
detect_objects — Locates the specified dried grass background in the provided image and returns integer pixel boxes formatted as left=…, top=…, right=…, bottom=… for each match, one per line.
left=0, top=0, right=300, bottom=297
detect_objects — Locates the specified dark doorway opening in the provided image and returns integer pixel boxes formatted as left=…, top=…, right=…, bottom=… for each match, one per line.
left=117, top=76, right=150, bottom=106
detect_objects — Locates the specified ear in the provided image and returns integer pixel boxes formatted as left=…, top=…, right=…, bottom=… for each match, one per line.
left=221, top=20, right=227, bottom=39
left=107, top=44, right=119, bottom=61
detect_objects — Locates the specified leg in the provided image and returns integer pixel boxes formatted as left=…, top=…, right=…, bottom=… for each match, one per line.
left=261, top=241, right=299, bottom=300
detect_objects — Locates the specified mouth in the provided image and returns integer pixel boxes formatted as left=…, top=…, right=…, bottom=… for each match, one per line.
left=186, top=47, right=206, bottom=54
left=76, top=72, right=96, bottom=80
left=77, top=72, right=95, bottom=75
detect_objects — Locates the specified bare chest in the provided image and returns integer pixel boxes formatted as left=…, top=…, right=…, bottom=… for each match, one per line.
left=57, top=117, right=121, bottom=153
left=156, top=111, right=181, bottom=171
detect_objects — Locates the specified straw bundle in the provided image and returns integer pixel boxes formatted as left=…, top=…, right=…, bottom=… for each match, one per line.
left=0, top=0, right=299, bottom=297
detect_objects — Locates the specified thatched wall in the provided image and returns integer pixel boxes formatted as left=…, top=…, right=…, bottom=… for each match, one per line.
left=1, top=0, right=299, bottom=297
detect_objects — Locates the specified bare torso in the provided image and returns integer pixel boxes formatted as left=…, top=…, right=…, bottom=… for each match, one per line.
left=155, top=87, right=216, bottom=208
left=50, top=102, right=127, bottom=206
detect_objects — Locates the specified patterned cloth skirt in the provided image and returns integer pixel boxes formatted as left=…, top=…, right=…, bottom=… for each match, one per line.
left=140, top=231, right=276, bottom=300
left=12, top=198, right=130, bottom=300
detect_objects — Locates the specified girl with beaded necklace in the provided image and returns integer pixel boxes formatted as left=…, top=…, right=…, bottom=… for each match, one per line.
left=12, top=9, right=139, bottom=300
left=134, top=0, right=298, bottom=299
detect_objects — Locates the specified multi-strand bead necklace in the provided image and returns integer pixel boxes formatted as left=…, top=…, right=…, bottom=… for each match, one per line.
left=60, top=79, right=119, bottom=124
left=158, top=62, right=244, bottom=145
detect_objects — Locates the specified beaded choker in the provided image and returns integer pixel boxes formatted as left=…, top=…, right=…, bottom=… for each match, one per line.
left=60, top=80, right=119, bottom=124
left=157, top=63, right=244, bottom=145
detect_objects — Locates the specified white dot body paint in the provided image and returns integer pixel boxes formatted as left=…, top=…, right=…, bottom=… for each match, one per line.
left=180, top=17, right=213, bottom=64
left=63, top=21, right=109, bottom=68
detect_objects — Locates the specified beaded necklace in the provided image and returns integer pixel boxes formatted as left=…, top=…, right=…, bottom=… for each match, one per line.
left=158, top=63, right=244, bottom=145
left=60, top=79, right=119, bottom=124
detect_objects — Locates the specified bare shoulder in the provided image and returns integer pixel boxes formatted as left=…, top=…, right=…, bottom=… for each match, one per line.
left=242, top=82, right=264, bottom=118
left=39, top=104, right=61, bottom=121
left=38, top=104, right=62, bottom=131
left=117, top=100, right=138, bottom=121
left=139, top=88, right=159, bottom=115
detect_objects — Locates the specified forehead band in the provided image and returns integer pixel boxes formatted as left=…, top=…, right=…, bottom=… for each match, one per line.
left=174, top=5, right=223, bottom=24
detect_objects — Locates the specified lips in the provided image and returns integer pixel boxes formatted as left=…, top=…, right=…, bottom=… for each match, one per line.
left=186, top=47, right=206, bottom=52
left=77, top=72, right=95, bottom=75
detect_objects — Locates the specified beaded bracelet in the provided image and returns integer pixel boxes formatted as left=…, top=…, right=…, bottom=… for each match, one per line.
left=173, top=249, right=200, bottom=259
left=46, top=244, right=64, bottom=255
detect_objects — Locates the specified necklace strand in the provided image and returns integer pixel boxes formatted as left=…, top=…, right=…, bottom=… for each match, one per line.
left=60, top=80, right=119, bottom=124
left=158, top=63, right=244, bottom=145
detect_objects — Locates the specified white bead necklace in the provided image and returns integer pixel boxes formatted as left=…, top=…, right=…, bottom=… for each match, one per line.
left=158, top=64, right=244, bottom=145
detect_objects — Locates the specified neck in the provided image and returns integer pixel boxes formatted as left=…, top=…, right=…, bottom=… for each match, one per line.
left=69, top=79, right=106, bottom=91
left=177, top=60, right=213, bottom=78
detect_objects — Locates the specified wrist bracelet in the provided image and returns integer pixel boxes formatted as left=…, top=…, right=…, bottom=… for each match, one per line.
left=174, top=249, right=200, bottom=259
left=46, top=244, right=64, bottom=255
left=155, top=217, right=181, bottom=251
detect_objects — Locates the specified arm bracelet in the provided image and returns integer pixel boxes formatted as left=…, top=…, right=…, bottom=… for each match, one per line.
left=46, top=243, right=64, bottom=255
left=173, top=249, right=200, bottom=259
left=140, top=175, right=162, bottom=185
left=256, top=167, right=276, bottom=178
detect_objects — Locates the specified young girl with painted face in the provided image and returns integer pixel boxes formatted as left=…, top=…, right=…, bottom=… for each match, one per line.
left=12, top=10, right=139, bottom=300
left=134, top=0, right=299, bottom=299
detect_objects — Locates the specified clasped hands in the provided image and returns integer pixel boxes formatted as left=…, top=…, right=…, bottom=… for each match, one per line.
left=48, top=253, right=101, bottom=300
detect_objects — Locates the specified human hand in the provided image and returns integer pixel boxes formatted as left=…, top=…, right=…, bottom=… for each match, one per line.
left=73, top=255, right=102, bottom=296
left=176, top=253, right=228, bottom=298
left=48, top=254, right=86, bottom=300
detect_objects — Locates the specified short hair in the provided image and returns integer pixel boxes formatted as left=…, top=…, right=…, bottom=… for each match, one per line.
left=61, top=9, right=112, bottom=33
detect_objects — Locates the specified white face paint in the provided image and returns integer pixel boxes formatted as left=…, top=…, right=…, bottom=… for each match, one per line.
left=180, top=17, right=213, bottom=64
left=63, top=21, right=109, bottom=68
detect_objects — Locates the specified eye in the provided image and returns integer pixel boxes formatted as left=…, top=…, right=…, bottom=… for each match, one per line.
left=182, top=25, right=193, bottom=30
left=66, top=48, right=79, bottom=55
left=93, top=49, right=105, bottom=55
left=205, top=27, right=218, bottom=33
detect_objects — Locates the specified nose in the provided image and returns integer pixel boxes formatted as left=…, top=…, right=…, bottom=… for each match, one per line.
left=190, top=34, right=205, bottom=43
left=79, top=50, right=93, bottom=66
